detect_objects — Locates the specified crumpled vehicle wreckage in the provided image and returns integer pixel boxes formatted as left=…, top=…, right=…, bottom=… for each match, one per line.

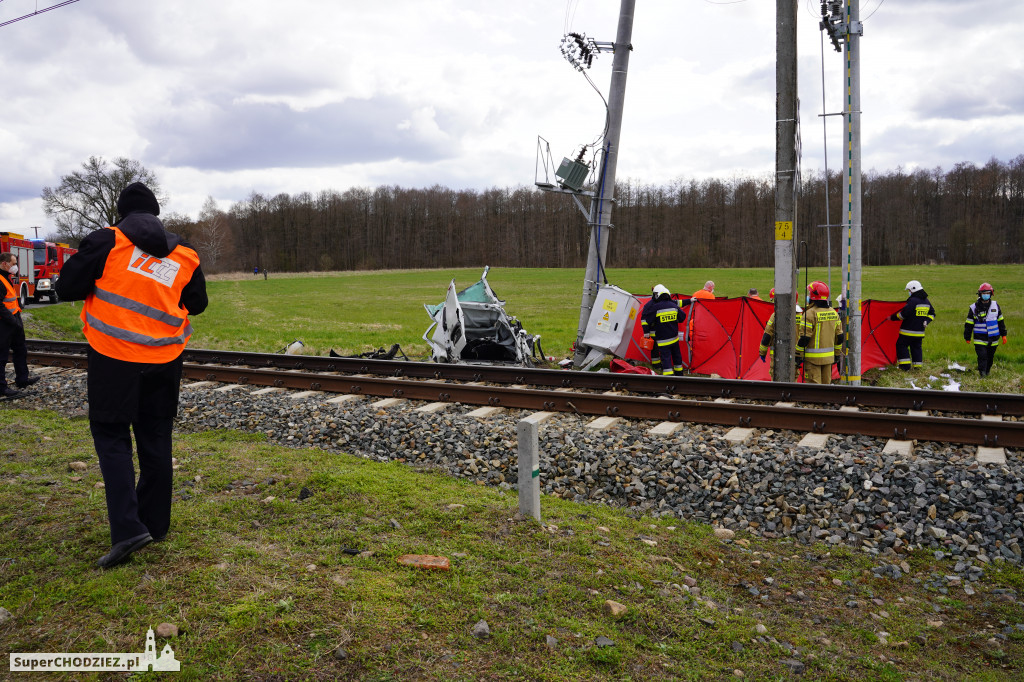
left=424, top=267, right=542, bottom=365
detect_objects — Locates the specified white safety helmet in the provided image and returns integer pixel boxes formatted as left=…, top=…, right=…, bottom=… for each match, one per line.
left=652, top=284, right=671, bottom=298
left=905, top=280, right=923, bottom=294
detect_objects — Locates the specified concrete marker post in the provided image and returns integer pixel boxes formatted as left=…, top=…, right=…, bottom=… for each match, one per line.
left=517, top=418, right=541, bottom=521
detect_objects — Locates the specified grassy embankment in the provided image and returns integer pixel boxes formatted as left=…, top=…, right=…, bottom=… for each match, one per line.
left=0, top=411, right=1022, bottom=680
left=27, top=264, right=1024, bottom=393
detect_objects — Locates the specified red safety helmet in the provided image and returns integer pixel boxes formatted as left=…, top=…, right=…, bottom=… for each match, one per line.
left=978, top=282, right=994, bottom=294
left=769, top=288, right=776, bottom=300
left=807, top=281, right=830, bottom=301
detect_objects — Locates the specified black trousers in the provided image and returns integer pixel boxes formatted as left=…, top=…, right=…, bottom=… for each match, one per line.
left=91, top=416, right=174, bottom=544
left=895, top=334, right=923, bottom=369
left=974, top=343, right=998, bottom=376
left=0, top=315, right=29, bottom=388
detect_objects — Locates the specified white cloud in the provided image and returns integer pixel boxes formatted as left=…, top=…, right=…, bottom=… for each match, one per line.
left=1, top=0, right=1020, bottom=233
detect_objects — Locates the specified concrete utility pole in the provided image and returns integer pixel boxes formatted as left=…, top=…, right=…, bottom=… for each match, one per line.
left=572, top=0, right=635, bottom=368
left=841, top=0, right=863, bottom=385
left=773, top=0, right=799, bottom=383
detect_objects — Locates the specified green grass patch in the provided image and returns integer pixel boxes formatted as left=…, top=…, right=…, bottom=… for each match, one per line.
left=0, top=410, right=1022, bottom=680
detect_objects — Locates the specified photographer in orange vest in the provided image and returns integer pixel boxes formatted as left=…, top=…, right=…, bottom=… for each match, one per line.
left=56, top=183, right=208, bottom=568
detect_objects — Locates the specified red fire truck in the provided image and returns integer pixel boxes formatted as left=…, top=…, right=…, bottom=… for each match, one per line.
left=0, top=232, right=78, bottom=305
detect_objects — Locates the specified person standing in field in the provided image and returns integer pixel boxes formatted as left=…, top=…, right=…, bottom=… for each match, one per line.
left=888, top=280, right=935, bottom=371
left=55, top=182, right=208, bottom=568
left=799, top=281, right=843, bottom=384
left=641, top=284, right=687, bottom=375
left=0, top=252, right=40, bottom=398
left=964, top=282, right=1007, bottom=377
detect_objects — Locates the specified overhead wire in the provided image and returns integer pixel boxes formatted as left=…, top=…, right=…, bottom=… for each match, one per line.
left=0, top=0, right=82, bottom=29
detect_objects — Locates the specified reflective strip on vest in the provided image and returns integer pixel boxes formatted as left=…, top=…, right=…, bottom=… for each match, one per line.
left=898, top=329, right=926, bottom=337
left=657, top=335, right=679, bottom=346
left=84, top=311, right=193, bottom=347
left=93, top=286, right=187, bottom=328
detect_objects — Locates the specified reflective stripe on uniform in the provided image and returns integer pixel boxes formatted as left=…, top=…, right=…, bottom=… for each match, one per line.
left=656, top=335, right=679, bottom=346
left=93, top=286, right=187, bottom=328
left=85, top=311, right=193, bottom=347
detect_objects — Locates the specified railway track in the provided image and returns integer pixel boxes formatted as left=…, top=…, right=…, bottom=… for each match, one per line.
left=22, top=340, right=1024, bottom=451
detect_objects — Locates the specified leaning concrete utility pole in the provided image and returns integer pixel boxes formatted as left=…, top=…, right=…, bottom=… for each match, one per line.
left=773, top=0, right=799, bottom=383
left=572, top=0, right=635, bottom=368
left=841, top=0, right=863, bottom=385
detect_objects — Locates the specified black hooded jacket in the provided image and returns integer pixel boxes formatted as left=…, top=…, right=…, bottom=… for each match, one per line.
left=55, top=211, right=208, bottom=316
left=55, top=211, right=209, bottom=421
left=888, top=289, right=935, bottom=336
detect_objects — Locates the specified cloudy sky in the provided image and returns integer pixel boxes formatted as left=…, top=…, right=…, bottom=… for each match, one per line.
left=0, top=0, right=1020, bottom=235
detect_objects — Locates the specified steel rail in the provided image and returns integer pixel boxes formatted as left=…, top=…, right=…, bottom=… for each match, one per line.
left=26, top=350, right=1024, bottom=447
left=26, top=339, right=1024, bottom=417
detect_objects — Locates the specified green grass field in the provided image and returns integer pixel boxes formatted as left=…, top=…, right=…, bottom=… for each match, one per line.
left=27, top=265, right=1024, bottom=393
left=1, top=412, right=1021, bottom=680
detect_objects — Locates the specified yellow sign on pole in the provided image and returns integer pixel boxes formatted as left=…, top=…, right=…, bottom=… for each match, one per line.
left=774, top=221, right=793, bottom=240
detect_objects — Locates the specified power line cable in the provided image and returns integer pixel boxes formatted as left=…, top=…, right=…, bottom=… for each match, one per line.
left=0, top=0, right=82, bottom=29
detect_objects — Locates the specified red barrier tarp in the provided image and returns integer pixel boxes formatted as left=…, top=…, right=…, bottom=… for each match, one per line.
left=627, top=296, right=905, bottom=381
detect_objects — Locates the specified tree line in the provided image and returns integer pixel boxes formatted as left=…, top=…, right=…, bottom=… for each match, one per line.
left=41, top=155, right=1024, bottom=273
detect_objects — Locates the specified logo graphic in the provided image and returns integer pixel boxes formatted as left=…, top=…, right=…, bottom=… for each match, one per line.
left=128, top=247, right=180, bottom=287
left=9, top=628, right=180, bottom=673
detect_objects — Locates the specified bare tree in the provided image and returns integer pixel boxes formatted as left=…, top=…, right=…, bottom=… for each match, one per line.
left=194, top=196, right=228, bottom=269
left=41, top=156, right=163, bottom=244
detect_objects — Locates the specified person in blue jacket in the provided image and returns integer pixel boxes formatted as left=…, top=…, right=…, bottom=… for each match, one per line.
left=964, top=282, right=1007, bottom=377
left=640, top=284, right=690, bottom=376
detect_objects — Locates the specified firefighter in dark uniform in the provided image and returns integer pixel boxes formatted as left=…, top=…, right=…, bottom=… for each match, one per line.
left=56, top=183, right=208, bottom=568
left=964, top=282, right=1007, bottom=377
left=641, top=284, right=689, bottom=376
left=888, top=279, right=935, bottom=370
left=799, top=281, right=843, bottom=384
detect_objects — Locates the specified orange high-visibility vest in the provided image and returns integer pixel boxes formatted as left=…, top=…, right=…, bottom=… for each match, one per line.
left=1, top=273, right=20, bottom=315
left=81, top=227, right=200, bottom=363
